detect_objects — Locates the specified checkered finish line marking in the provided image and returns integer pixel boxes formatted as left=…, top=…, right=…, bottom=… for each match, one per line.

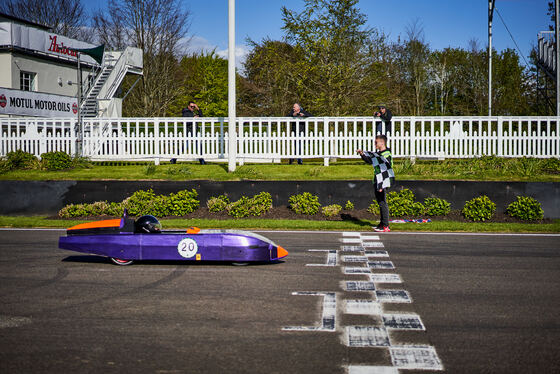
left=340, top=232, right=444, bottom=372
left=282, top=292, right=336, bottom=332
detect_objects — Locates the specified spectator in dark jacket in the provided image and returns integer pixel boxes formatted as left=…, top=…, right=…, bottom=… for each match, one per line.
left=171, top=101, right=206, bottom=165
left=375, top=105, right=392, bottom=135
left=287, top=103, right=312, bottom=165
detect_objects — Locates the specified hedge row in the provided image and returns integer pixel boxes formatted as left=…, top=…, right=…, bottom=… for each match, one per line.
left=0, top=150, right=90, bottom=172
left=58, top=188, right=545, bottom=222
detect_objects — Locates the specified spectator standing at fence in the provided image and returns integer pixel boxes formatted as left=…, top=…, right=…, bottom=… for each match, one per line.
left=357, top=134, right=394, bottom=232
left=173, top=101, right=205, bottom=165
left=287, top=103, right=312, bottom=165
left=375, top=105, right=392, bottom=135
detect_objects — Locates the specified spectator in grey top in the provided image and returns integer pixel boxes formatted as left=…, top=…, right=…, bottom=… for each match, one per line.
left=375, top=105, right=392, bottom=135
left=171, top=101, right=206, bottom=165
left=287, top=103, right=312, bottom=165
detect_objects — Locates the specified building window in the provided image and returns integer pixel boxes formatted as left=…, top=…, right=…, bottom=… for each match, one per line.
left=20, top=71, right=36, bottom=91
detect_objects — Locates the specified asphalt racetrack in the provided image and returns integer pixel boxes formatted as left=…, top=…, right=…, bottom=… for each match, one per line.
left=1, top=229, right=559, bottom=373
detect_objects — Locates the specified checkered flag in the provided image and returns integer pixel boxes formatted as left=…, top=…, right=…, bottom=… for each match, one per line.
left=366, top=151, right=395, bottom=190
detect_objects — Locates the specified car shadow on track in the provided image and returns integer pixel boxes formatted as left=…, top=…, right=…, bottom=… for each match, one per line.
left=62, top=255, right=286, bottom=267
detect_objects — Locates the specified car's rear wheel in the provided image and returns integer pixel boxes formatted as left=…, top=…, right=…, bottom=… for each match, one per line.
left=110, top=257, right=134, bottom=266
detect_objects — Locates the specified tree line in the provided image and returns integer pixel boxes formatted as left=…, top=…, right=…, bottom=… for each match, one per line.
left=1, top=0, right=551, bottom=117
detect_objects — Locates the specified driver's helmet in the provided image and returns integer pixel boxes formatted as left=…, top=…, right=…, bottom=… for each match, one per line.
left=134, top=215, right=162, bottom=233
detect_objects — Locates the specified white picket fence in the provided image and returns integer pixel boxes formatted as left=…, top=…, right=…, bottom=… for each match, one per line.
left=1, top=116, right=559, bottom=163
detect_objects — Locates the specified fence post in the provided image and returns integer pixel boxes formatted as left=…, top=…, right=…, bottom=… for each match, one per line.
left=410, top=117, right=416, bottom=162
left=323, top=117, right=329, bottom=166
left=497, top=116, right=503, bottom=157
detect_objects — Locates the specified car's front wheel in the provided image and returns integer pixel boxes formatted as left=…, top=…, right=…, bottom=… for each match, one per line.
left=110, top=257, right=134, bottom=266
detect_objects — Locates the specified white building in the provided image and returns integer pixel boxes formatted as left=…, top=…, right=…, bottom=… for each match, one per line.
left=0, top=12, right=142, bottom=118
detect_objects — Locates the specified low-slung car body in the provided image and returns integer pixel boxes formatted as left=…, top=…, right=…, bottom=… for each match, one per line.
left=58, top=212, right=288, bottom=265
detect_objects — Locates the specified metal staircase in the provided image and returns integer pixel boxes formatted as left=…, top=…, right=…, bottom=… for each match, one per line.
left=79, top=47, right=143, bottom=118
left=536, top=31, right=557, bottom=114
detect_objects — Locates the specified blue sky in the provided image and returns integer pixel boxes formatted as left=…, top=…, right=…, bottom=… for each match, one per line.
left=85, top=0, right=552, bottom=66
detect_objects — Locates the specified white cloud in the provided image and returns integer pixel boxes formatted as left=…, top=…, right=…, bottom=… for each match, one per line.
left=183, top=35, right=250, bottom=70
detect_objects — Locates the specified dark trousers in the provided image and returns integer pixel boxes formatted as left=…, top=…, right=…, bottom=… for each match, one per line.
left=376, top=122, right=392, bottom=135
left=375, top=188, right=389, bottom=227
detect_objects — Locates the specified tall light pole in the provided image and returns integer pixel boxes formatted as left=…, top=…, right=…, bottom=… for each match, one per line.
left=488, top=0, right=495, bottom=116
left=228, top=0, right=237, bottom=172
left=554, top=0, right=560, bottom=117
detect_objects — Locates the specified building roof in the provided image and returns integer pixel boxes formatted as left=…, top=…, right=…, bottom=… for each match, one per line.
left=0, top=12, right=52, bottom=31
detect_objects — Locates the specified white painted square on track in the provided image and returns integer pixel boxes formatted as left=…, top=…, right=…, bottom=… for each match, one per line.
left=345, top=300, right=383, bottom=315
left=346, top=326, right=391, bottom=347
left=362, top=242, right=385, bottom=248
left=347, top=366, right=399, bottom=374
left=368, top=261, right=395, bottom=269
left=344, top=281, right=376, bottom=291
left=389, top=345, right=443, bottom=370
left=369, top=273, right=402, bottom=283
left=382, top=314, right=425, bottom=330
left=365, top=250, right=389, bottom=257
left=375, top=290, right=412, bottom=303
left=340, top=245, right=366, bottom=252
left=342, top=255, right=369, bottom=263
left=344, top=267, right=372, bottom=274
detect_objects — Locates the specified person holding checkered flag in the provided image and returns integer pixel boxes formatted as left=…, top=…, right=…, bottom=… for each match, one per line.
left=357, top=134, right=394, bottom=232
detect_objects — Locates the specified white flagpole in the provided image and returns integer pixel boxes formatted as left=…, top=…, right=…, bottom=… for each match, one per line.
left=228, top=0, right=237, bottom=172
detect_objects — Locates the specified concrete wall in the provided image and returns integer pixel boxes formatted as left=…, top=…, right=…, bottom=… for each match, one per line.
left=1, top=180, right=559, bottom=218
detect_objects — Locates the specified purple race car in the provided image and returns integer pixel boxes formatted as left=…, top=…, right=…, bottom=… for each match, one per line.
left=58, top=211, right=288, bottom=265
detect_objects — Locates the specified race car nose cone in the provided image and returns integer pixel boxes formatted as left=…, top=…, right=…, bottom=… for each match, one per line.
left=276, top=246, right=289, bottom=259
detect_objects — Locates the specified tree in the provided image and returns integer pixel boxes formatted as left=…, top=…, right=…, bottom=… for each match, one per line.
left=279, top=0, right=383, bottom=115
left=93, top=0, right=191, bottom=117
left=0, top=0, right=91, bottom=41
left=168, top=52, right=229, bottom=117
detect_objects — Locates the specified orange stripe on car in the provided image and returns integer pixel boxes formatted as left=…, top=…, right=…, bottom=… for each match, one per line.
left=186, top=227, right=201, bottom=234
left=68, top=219, right=122, bottom=231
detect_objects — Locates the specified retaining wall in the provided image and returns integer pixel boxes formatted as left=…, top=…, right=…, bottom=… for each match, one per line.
left=1, top=180, right=559, bottom=218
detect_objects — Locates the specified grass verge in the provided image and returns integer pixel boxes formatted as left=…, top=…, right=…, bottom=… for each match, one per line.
left=1, top=216, right=559, bottom=233
left=1, top=158, right=559, bottom=182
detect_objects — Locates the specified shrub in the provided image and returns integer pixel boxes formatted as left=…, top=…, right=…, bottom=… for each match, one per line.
left=289, top=192, right=321, bottom=215
left=344, top=200, right=354, bottom=210
left=40, top=151, right=72, bottom=170
left=207, top=195, right=230, bottom=212
left=5, top=150, right=38, bottom=170
left=322, top=204, right=342, bottom=217
left=226, top=192, right=272, bottom=218
left=105, top=202, right=124, bottom=216
left=249, top=191, right=273, bottom=216
left=424, top=197, right=451, bottom=216
left=166, top=189, right=199, bottom=216
left=59, top=203, right=87, bottom=218
left=226, top=196, right=252, bottom=218
left=387, top=189, right=425, bottom=217
left=122, top=189, right=157, bottom=216
left=540, top=157, right=560, bottom=174
left=462, top=195, right=496, bottom=222
left=367, top=202, right=380, bottom=216
left=506, top=196, right=544, bottom=221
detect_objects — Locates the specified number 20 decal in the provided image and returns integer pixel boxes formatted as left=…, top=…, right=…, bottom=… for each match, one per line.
left=177, top=238, right=198, bottom=258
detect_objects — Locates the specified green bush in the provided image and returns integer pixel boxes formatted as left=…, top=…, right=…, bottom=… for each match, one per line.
left=226, top=192, right=272, bottom=218
left=344, top=200, right=354, bottom=210
left=207, top=195, right=230, bottom=212
left=506, top=196, right=544, bottom=221
left=226, top=196, right=252, bottom=218
left=424, top=197, right=451, bottom=216
left=5, top=150, right=38, bottom=170
left=122, top=189, right=157, bottom=216
left=166, top=189, right=199, bottom=216
left=387, top=189, right=425, bottom=217
left=249, top=191, right=273, bottom=216
left=322, top=204, right=342, bottom=217
left=462, top=195, right=496, bottom=222
left=367, top=202, right=380, bottom=216
left=289, top=192, right=321, bottom=215
left=40, top=151, right=72, bottom=170
left=540, top=157, right=560, bottom=174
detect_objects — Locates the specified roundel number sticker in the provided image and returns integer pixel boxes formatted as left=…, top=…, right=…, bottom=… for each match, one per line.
left=177, top=238, right=198, bottom=258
